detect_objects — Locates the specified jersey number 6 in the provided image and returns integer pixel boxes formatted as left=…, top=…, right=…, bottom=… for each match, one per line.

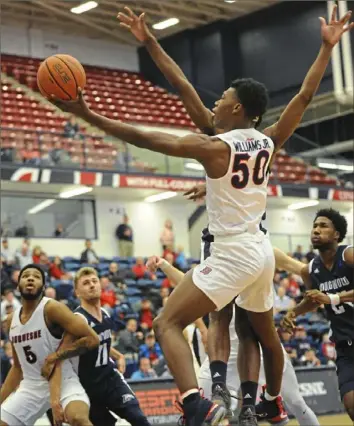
left=23, top=345, right=37, bottom=364
left=231, top=150, right=271, bottom=189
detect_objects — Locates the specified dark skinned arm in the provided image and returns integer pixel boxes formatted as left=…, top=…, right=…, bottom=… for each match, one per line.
left=343, top=246, right=354, bottom=266
left=117, top=7, right=213, bottom=132
left=264, top=6, right=354, bottom=149
left=41, top=301, right=99, bottom=379
left=51, top=93, right=221, bottom=171
left=0, top=315, right=23, bottom=403
left=280, top=265, right=320, bottom=332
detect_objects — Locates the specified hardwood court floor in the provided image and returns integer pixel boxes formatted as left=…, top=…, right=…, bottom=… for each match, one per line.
left=286, top=413, right=351, bottom=426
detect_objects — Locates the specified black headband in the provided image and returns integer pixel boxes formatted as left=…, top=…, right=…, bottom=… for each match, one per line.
left=19, top=264, right=46, bottom=285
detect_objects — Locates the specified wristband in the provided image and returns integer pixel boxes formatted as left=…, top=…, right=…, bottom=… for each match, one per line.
left=329, top=294, right=340, bottom=305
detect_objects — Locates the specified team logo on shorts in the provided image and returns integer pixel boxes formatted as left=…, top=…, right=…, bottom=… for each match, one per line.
left=122, top=394, right=135, bottom=404
left=200, top=266, right=212, bottom=275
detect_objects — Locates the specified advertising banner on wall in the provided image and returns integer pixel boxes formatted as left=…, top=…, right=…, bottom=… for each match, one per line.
left=128, top=366, right=343, bottom=425
left=2, top=164, right=352, bottom=201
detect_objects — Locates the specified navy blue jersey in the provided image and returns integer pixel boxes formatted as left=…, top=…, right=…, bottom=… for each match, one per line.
left=73, top=306, right=116, bottom=391
left=309, top=245, right=354, bottom=344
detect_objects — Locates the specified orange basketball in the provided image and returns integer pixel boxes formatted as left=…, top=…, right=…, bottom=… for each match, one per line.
left=37, top=54, right=86, bottom=101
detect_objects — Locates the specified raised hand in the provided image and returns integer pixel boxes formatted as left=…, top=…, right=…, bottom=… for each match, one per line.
left=320, top=5, right=354, bottom=47
left=117, top=6, right=153, bottom=43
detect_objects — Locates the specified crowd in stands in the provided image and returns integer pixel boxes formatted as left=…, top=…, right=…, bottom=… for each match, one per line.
left=1, top=235, right=334, bottom=385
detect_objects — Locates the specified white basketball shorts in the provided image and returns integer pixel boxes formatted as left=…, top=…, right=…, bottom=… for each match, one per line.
left=1, top=371, right=89, bottom=426
left=193, top=231, right=275, bottom=312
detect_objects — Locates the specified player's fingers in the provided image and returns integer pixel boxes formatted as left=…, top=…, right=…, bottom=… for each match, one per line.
left=343, top=21, right=354, bottom=32
left=340, top=10, right=352, bottom=24
left=140, top=12, right=147, bottom=25
left=183, top=187, right=195, bottom=195
left=124, top=6, right=137, bottom=19
left=331, top=4, right=338, bottom=23
left=318, top=17, right=326, bottom=28
left=117, top=12, right=133, bottom=25
left=119, top=22, right=131, bottom=31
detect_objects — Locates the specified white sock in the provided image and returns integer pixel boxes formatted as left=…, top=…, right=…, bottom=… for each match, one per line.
left=265, top=390, right=278, bottom=401
left=181, top=388, right=199, bottom=401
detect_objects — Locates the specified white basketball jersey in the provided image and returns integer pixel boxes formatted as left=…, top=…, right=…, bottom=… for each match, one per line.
left=206, top=128, right=274, bottom=236
left=9, top=297, right=71, bottom=382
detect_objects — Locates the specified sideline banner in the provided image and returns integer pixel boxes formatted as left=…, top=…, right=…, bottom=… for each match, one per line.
left=128, top=366, right=343, bottom=425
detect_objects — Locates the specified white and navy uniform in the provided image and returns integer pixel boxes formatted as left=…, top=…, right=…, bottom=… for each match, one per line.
left=1, top=297, right=89, bottom=426
left=198, top=307, right=320, bottom=426
left=72, top=306, right=150, bottom=426
left=309, top=245, right=354, bottom=400
left=193, top=128, right=275, bottom=312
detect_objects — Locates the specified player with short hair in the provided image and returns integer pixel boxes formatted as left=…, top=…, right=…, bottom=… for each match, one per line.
left=117, top=6, right=354, bottom=424
left=51, top=7, right=353, bottom=424
left=0, top=264, right=99, bottom=426
left=43, top=266, right=151, bottom=426
left=282, top=209, right=354, bottom=421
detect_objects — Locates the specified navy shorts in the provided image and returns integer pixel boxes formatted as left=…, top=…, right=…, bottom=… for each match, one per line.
left=336, top=343, right=354, bottom=400
left=88, top=370, right=150, bottom=426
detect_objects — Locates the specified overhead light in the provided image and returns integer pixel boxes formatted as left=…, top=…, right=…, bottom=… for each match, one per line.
left=145, top=191, right=177, bottom=203
left=153, top=18, right=179, bottom=30
left=59, top=186, right=93, bottom=199
left=224, top=0, right=236, bottom=3
left=318, top=162, right=354, bottom=172
left=71, top=1, right=98, bottom=14
left=28, top=199, right=56, bottom=215
left=185, top=162, right=204, bottom=171
left=288, top=200, right=319, bottom=211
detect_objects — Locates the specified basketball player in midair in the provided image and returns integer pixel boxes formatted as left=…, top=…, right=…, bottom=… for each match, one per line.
left=50, top=7, right=353, bottom=425
left=42, top=267, right=151, bottom=426
left=118, top=5, right=352, bottom=424
left=282, top=209, right=354, bottom=421
left=146, top=248, right=320, bottom=426
left=0, top=264, right=100, bottom=426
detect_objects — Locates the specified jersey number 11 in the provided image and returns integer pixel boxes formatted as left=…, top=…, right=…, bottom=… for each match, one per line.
left=95, top=342, right=108, bottom=367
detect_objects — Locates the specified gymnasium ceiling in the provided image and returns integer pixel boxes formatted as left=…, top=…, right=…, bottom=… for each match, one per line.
left=1, top=0, right=280, bottom=45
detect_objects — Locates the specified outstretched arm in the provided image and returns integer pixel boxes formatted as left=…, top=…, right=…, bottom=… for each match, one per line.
left=51, top=92, right=216, bottom=163
left=118, top=7, right=214, bottom=133
left=264, top=5, right=354, bottom=149
left=273, top=247, right=305, bottom=275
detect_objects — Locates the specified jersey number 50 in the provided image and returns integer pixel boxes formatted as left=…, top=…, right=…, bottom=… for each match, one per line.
left=231, top=151, right=271, bottom=189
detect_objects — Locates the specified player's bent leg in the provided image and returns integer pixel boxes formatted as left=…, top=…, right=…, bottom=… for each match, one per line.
left=208, top=302, right=233, bottom=410
left=234, top=305, right=260, bottom=423
left=64, top=401, right=92, bottom=426
left=343, top=390, right=354, bottom=420
left=336, top=345, right=354, bottom=421
left=153, top=269, right=217, bottom=393
left=247, top=309, right=283, bottom=396
left=153, top=269, right=227, bottom=423
left=279, top=356, right=319, bottom=426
